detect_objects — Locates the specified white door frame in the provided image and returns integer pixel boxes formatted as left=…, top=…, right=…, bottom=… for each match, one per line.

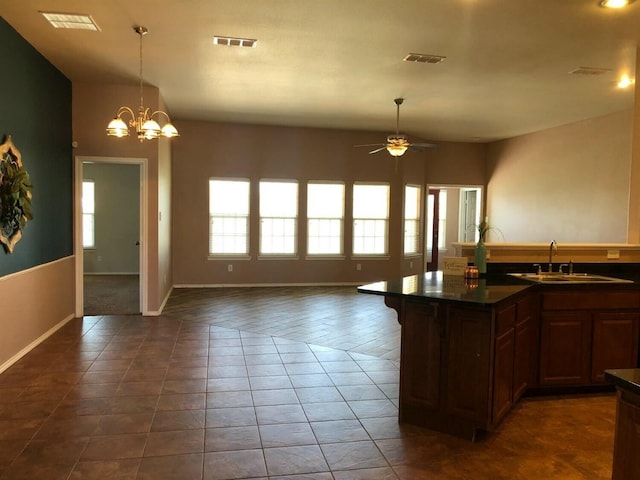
left=74, top=156, right=149, bottom=316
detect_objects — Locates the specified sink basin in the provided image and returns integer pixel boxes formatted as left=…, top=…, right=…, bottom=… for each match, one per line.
left=509, top=273, right=633, bottom=284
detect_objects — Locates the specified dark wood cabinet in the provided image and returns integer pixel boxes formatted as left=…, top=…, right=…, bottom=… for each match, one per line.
left=399, top=301, right=442, bottom=411
left=491, top=303, right=516, bottom=425
left=611, top=390, right=640, bottom=480
left=397, top=300, right=492, bottom=440
left=374, top=278, right=640, bottom=440
left=539, top=289, right=640, bottom=387
left=513, top=294, right=539, bottom=399
left=540, top=311, right=591, bottom=385
left=592, top=313, right=640, bottom=383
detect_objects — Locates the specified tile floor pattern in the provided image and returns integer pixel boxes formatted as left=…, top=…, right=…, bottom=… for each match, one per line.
left=0, top=286, right=616, bottom=479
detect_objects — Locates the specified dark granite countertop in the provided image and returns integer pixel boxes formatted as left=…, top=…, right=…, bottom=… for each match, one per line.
left=357, top=271, right=532, bottom=306
left=604, top=369, right=640, bottom=396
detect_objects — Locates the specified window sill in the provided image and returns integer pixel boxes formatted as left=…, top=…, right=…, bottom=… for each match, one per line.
left=208, top=255, right=252, bottom=261
left=258, top=255, right=299, bottom=261
left=350, top=255, right=390, bottom=260
left=305, top=255, right=346, bottom=261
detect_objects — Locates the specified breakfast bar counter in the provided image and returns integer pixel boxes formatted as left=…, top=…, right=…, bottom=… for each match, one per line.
left=359, top=272, right=640, bottom=440
left=358, top=272, right=535, bottom=440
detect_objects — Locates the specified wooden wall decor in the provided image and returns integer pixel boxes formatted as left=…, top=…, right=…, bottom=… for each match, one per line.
left=0, top=135, right=33, bottom=253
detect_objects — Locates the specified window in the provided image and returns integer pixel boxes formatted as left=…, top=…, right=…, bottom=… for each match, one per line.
left=260, top=180, right=298, bottom=255
left=404, top=185, right=421, bottom=255
left=353, top=183, right=390, bottom=255
left=307, top=182, right=344, bottom=255
left=209, top=179, right=250, bottom=255
left=82, top=180, right=95, bottom=248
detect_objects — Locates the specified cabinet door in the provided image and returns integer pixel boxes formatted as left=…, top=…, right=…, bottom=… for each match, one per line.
left=492, top=326, right=515, bottom=424
left=539, top=311, right=591, bottom=386
left=400, top=301, right=442, bottom=411
left=592, top=312, right=640, bottom=383
left=513, top=294, right=539, bottom=398
left=491, top=303, right=516, bottom=424
left=447, top=306, right=491, bottom=423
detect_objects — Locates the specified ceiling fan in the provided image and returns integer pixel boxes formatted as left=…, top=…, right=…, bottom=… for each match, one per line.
left=355, top=98, right=436, bottom=156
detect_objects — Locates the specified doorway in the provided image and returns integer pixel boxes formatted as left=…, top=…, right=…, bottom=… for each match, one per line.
left=425, top=185, right=482, bottom=271
left=75, top=156, right=148, bottom=316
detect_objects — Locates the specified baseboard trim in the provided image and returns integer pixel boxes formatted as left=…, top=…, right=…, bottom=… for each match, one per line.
left=172, top=282, right=363, bottom=288
left=0, top=313, right=75, bottom=375
left=151, top=286, right=174, bottom=316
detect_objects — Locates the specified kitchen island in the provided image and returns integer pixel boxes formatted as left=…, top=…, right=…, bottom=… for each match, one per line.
left=359, top=272, right=640, bottom=440
left=604, top=369, right=640, bottom=480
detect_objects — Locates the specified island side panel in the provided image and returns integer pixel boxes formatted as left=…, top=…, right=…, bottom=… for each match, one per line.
left=392, top=298, right=495, bottom=440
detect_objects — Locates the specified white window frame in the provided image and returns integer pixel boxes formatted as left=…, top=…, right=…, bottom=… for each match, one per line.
left=307, top=181, right=345, bottom=257
left=352, top=182, right=390, bottom=257
left=82, top=179, right=95, bottom=249
left=209, top=178, right=251, bottom=257
left=404, top=184, right=421, bottom=255
left=259, top=179, right=298, bottom=257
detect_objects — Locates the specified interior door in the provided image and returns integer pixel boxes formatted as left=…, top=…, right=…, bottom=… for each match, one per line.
left=80, top=160, right=142, bottom=315
left=426, top=189, right=440, bottom=271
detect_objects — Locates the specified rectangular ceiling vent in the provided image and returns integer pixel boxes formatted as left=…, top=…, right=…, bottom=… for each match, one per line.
left=403, top=53, right=446, bottom=64
left=569, top=66, right=612, bottom=76
left=213, top=36, right=257, bottom=48
left=40, top=12, right=100, bottom=31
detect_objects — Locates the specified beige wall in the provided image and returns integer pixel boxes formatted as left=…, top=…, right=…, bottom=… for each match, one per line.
left=171, top=120, right=486, bottom=285
left=0, top=258, right=75, bottom=371
left=628, top=48, right=640, bottom=242
left=72, top=82, right=172, bottom=313
left=486, top=109, right=633, bottom=243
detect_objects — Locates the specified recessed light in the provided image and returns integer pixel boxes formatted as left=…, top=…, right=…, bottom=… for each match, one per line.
left=599, top=0, right=635, bottom=8
left=213, top=36, right=257, bottom=48
left=617, top=75, right=634, bottom=88
left=40, top=12, right=100, bottom=31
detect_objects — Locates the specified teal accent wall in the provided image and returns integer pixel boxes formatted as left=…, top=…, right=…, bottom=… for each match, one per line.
left=0, top=17, right=72, bottom=277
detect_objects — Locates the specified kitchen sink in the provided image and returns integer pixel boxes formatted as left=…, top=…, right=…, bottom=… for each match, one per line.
left=508, top=273, right=633, bottom=284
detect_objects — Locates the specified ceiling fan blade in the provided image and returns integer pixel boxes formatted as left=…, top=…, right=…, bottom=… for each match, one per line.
left=411, top=142, right=438, bottom=148
left=354, top=143, right=386, bottom=148
left=368, top=146, right=388, bottom=154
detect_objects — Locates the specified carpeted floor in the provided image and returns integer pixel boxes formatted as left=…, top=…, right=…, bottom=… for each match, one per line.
left=83, top=274, right=140, bottom=315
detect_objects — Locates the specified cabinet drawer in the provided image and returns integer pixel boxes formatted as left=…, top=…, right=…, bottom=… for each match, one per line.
left=542, top=291, right=640, bottom=311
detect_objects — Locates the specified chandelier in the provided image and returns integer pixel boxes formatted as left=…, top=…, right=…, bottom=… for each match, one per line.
left=106, top=26, right=179, bottom=141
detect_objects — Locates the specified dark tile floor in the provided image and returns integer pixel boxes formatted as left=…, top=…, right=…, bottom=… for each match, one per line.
left=0, top=286, right=616, bottom=479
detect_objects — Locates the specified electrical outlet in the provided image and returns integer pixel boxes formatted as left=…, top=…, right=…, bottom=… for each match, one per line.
left=97, top=255, right=102, bottom=261
left=356, top=263, right=361, bottom=271
left=410, top=261, right=413, bottom=268
left=227, top=264, right=233, bottom=272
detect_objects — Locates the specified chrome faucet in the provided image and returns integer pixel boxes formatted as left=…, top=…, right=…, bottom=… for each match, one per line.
left=548, top=240, right=557, bottom=273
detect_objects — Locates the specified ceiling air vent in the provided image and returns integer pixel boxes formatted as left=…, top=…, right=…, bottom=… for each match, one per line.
left=403, top=53, right=446, bottom=64
left=213, top=36, right=257, bottom=48
left=569, top=66, right=612, bottom=76
left=40, top=12, right=100, bottom=31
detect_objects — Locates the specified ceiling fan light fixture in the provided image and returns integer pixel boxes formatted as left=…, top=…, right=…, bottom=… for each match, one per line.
left=599, top=0, right=635, bottom=7
left=387, top=145, right=408, bottom=157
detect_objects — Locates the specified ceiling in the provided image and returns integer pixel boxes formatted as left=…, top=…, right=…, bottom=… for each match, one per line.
left=2, top=0, right=639, bottom=143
